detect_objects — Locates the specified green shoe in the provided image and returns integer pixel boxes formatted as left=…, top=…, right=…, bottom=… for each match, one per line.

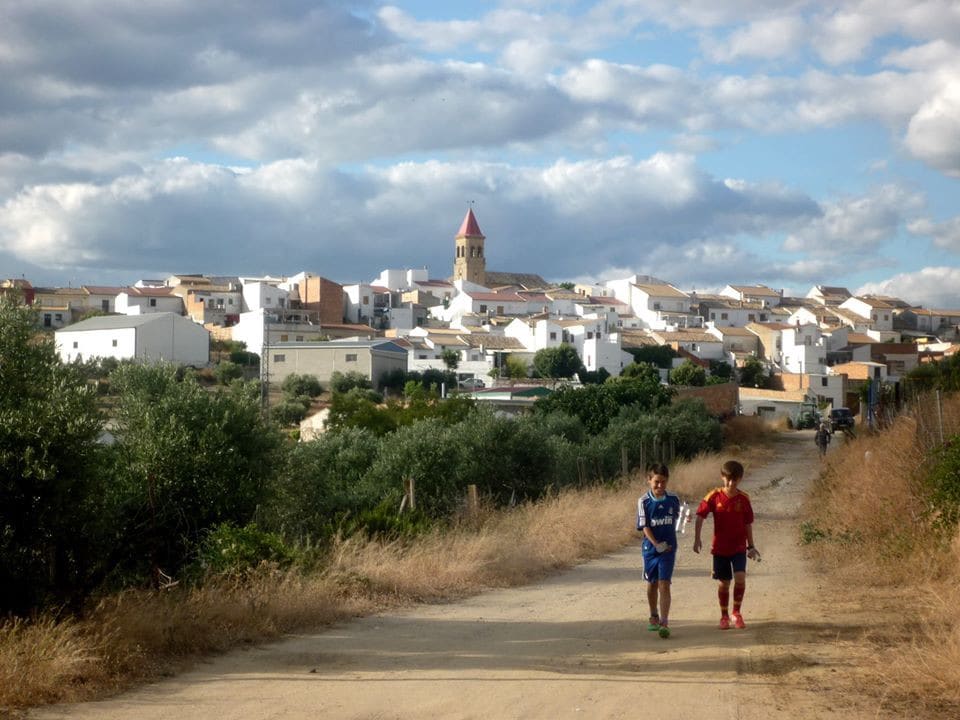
left=647, top=616, right=660, bottom=631
left=658, top=625, right=671, bottom=639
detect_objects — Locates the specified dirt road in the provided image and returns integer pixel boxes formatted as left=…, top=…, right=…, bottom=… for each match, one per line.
left=33, top=432, right=878, bottom=720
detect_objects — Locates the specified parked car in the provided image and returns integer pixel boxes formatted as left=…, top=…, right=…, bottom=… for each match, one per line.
left=829, top=407, right=855, bottom=432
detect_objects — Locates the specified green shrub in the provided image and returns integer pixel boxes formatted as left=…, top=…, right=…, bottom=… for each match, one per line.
left=214, top=360, right=244, bottom=385
left=272, top=398, right=311, bottom=426
left=281, top=373, right=323, bottom=398
left=191, top=522, right=296, bottom=577
left=329, top=370, right=371, bottom=393
left=270, top=426, right=381, bottom=540
left=926, top=435, right=960, bottom=531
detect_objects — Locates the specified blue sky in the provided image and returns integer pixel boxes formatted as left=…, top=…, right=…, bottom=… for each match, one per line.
left=1, top=0, right=958, bottom=306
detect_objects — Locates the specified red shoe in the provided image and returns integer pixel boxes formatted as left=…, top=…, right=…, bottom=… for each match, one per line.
left=719, top=615, right=731, bottom=630
left=732, top=612, right=746, bottom=629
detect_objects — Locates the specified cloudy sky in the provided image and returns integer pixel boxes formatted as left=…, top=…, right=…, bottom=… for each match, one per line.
left=1, top=1, right=959, bottom=306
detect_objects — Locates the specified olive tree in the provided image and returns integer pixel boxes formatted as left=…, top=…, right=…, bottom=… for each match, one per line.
left=0, top=296, right=106, bottom=613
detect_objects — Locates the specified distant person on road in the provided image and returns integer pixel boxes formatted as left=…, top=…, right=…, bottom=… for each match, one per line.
left=693, top=460, right=760, bottom=630
left=637, top=463, right=680, bottom=639
left=815, top=423, right=831, bottom=458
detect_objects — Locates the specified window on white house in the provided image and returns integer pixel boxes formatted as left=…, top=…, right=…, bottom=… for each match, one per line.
left=73, top=341, right=78, bottom=349
left=112, top=339, right=117, bottom=347
left=479, top=304, right=487, bottom=313
left=497, top=306, right=504, bottom=314
left=346, top=353, right=357, bottom=362
left=721, top=312, right=728, bottom=320
left=55, top=314, right=62, bottom=321
left=550, top=332, right=557, bottom=340
left=273, top=354, right=285, bottom=362
left=587, top=331, right=594, bottom=339
left=821, top=377, right=828, bottom=387
left=362, top=296, right=369, bottom=304
left=296, top=335, right=303, bottom=342
left=101, top=300, right=109, bottom=311
left=280, top=334, right=289, bottom=341
left=149, top=298, right=157, bottom=307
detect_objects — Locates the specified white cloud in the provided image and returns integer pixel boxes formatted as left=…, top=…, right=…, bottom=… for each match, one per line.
left=0, top=153, right=823, bottom=285
left=904, top=79, right=960, bottom=177
left=857, top=266, right=960, bottom=308
left=783, top=185, right=924, bottom=255
left=703, top=16, right=807, bottom=63
left=908, top=215, right=960, bottom=252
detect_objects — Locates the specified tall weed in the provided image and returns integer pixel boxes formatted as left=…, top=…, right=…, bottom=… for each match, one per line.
left=803, top=392, right=960, bottom=713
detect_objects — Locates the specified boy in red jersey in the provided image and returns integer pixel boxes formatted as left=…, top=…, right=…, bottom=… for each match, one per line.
left=693, top=460, right=760, bottom=630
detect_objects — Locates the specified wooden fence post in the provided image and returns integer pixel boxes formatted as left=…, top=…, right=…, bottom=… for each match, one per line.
left=466, top=484, right=478, bottom=516
left=400, top=477, right=416, bottom=513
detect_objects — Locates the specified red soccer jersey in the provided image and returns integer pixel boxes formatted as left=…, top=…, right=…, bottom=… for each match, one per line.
left=696, top=488, right=754, bottom=556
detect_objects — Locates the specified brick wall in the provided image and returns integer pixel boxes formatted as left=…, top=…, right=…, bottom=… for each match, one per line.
left=673, top=381, right=739, bottom=417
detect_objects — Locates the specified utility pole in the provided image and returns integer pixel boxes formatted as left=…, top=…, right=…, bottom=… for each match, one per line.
left=260, top=309, right=270, bottom=418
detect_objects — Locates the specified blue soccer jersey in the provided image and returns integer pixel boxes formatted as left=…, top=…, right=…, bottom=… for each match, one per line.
left=637, top=490, right=680, bottom=557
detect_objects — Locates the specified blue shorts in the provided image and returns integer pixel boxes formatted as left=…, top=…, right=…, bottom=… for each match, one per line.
left=643, top=551, right=676, bottom=583
left=711, top=552, right=747, bottom=581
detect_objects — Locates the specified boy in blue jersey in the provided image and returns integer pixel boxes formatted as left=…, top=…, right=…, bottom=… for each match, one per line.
left=637, top=463, right=680, bottom=639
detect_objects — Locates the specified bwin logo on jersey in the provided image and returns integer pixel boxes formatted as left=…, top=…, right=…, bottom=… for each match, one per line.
left=650, top=516, right=675, bottom=527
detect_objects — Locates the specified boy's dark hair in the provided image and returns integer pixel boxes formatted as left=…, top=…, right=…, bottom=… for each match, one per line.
left=721, top=460, right=744, bottom=479
left=647, top=463, right=669, bottom=478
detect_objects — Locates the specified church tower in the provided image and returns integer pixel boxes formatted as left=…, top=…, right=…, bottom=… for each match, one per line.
left=453, top=207, right=486, bottom=286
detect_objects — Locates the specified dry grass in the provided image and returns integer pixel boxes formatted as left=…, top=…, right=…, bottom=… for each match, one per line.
left=804, top=392, right=960, bottom=714
left=0, top=442, right=767, bottom=713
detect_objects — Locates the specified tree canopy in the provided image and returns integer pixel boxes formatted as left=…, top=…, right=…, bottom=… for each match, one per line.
left=532, top=344, right=583, bottom=379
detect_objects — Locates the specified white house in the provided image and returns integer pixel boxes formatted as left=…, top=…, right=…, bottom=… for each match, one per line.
left=56, top=313, right=209, bottom=366
left=605, top=277, right=698, bottom=330
left=373, top=267, right=429, bottom=291
left=720, top=284, right=783, bottom=307
left=115, top=287, right=184, bottom=316
left=839, top=296, right=895, bottom=332
left=706, top=325, right=759, bottom=365
left=504, top=316, right=625, bottom=375
left=430, top=290, right=531, bottom=324
left=649, top=329, right=725, bottom=363
left=231, top=307, right=350, bottom=358
left=780, top=323, right=828, bottom=375
left=241, top=280, right=293, bottom=313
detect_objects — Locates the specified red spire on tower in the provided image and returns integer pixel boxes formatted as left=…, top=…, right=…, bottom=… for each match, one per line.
left=456, top=207, right=484, bottom=238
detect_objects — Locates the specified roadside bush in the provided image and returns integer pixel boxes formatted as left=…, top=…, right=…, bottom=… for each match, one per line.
left=925, top=434, right=960, bottom=532
left=107, top=365, right=285, bottom=584
left=270, top=426, right=380, bottom=539
left=452, top=409, right=553, bottom=506
left=0, top=296, right=108, bottom=614
left=190, top=522, right=297, bottom=578
left=363, top=418, right=461, bottom=517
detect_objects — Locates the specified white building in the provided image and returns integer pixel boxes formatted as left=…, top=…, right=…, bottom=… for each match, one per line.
left=605, top=277, right=699, bottom=330
left=839, top=296, right=896, bottom=332
left=115, top=287, right=184, bottom=315
left=56, top=313, right=209, bottom=366
left=241, top=280, right=293, bottom=313
left=780, top=323, right=828, bottom=375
